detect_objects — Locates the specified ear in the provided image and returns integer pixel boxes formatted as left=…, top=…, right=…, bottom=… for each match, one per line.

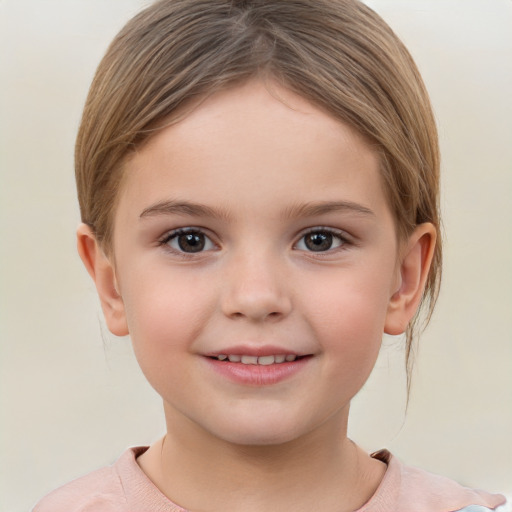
left=384, top=223, right=437, bottom=335
left=76, top=223, right=129, bottom=336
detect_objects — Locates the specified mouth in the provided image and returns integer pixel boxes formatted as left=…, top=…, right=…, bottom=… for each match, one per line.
left=204, top=351, right=312, bottom=385
left=208, top=354, right=306, bottom=365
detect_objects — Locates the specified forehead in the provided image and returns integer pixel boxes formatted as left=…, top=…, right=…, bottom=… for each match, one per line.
left=117, top=80, right=389, bottom=223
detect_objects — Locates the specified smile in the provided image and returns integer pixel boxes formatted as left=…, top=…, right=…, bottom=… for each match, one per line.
left=212, top=354, right=300, bottom=365
left=204, top=352, right=311, bottom=386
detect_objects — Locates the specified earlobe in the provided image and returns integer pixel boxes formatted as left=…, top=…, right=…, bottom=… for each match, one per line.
left=384, top=223, right=436, bottom=335
left=76, top=223, right=129, bottom=336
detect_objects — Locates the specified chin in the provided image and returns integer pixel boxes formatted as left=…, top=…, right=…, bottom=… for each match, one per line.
left=220, top=431, right=301, bottom=448
left=207, top=414, right=314, bottom=448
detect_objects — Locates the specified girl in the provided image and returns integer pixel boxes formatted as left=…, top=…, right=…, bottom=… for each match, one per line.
left=32, top=0, right=509, bottom=510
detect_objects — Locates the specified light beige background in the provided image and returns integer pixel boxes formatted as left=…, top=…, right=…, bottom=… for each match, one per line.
left=1, top=1, right=511, bottom=510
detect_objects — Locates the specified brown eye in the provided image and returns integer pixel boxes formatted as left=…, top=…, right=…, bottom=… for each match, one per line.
left=304, top=232, right=333, bottom=251
left=164, top=229, right=215, bottom=253
left=177, top=232, right=205, bottom=252
left=296, top=229, right=345, bottom=252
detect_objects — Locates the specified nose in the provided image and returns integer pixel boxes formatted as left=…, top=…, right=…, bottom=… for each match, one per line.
left=221, top=249, right=292, bottom=322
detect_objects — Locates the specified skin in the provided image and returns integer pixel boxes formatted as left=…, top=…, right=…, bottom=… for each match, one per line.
left=78, top=80, right=436, bottom=511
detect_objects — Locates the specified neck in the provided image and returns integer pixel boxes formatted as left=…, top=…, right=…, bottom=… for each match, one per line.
left=138, top=406, right=386, bottom=512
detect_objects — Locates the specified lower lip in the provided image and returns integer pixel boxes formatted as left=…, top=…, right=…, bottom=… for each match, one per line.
left=204, top=357, right=311, bottom=386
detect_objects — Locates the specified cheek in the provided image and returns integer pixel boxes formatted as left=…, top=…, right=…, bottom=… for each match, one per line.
left=302, top=267, right=394, bottom=358
left=121, top=268, right=215, bottom=358
left=120, top=273, right=214, bottom=398
left=307, top=266, right=392, bottom=322
left=312, top=286, right=389, bottom=401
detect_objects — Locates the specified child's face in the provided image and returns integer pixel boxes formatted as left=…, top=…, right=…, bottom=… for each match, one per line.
left=107, top=81, right=406, bottom=445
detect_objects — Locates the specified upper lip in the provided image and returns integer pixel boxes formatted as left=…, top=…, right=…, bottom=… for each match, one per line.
left=203, top=345, right=306, bottom=357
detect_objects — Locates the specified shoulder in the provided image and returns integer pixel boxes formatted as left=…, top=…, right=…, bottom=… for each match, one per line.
left=367, top=450, right=509, bottom=512
left=32, top=465, right=124, bottom=512
left=32, top=447, right=149, bottom=512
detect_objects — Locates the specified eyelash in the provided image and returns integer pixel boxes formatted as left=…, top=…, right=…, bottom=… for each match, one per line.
left=158, top=227, right=216, bottom=256
left=158, top=226, right=352, bottom=256
left=295, top=227, right=351, bottom=254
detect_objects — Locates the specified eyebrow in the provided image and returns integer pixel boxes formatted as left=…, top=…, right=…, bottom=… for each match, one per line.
left=140, top=200, right=231, bottom=220
left=140, top=199, right=375, bottom=221
left=281, top=200, right=375, bottom=219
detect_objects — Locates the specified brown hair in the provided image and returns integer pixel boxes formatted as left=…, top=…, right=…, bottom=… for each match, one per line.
left=75, top=0, right=442, bottom=388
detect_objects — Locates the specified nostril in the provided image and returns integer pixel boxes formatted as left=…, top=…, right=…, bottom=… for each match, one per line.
left=222, top=287, right=292, bottom=322
left=229, top=310, right=283, bottom=321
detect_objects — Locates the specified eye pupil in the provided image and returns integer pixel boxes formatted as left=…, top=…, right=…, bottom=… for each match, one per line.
left=305, top=232, right=332, bottom=251
left=178, top=233, right=205, bottom=252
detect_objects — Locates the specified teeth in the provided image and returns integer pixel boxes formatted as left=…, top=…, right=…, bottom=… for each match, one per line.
left=217, top=354, right=298, bottom=364
left=241, top=355, right=258, bottom=365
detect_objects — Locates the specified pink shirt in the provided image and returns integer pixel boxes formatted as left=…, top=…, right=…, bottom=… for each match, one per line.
left=33, top=447, right=508, bottom=512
